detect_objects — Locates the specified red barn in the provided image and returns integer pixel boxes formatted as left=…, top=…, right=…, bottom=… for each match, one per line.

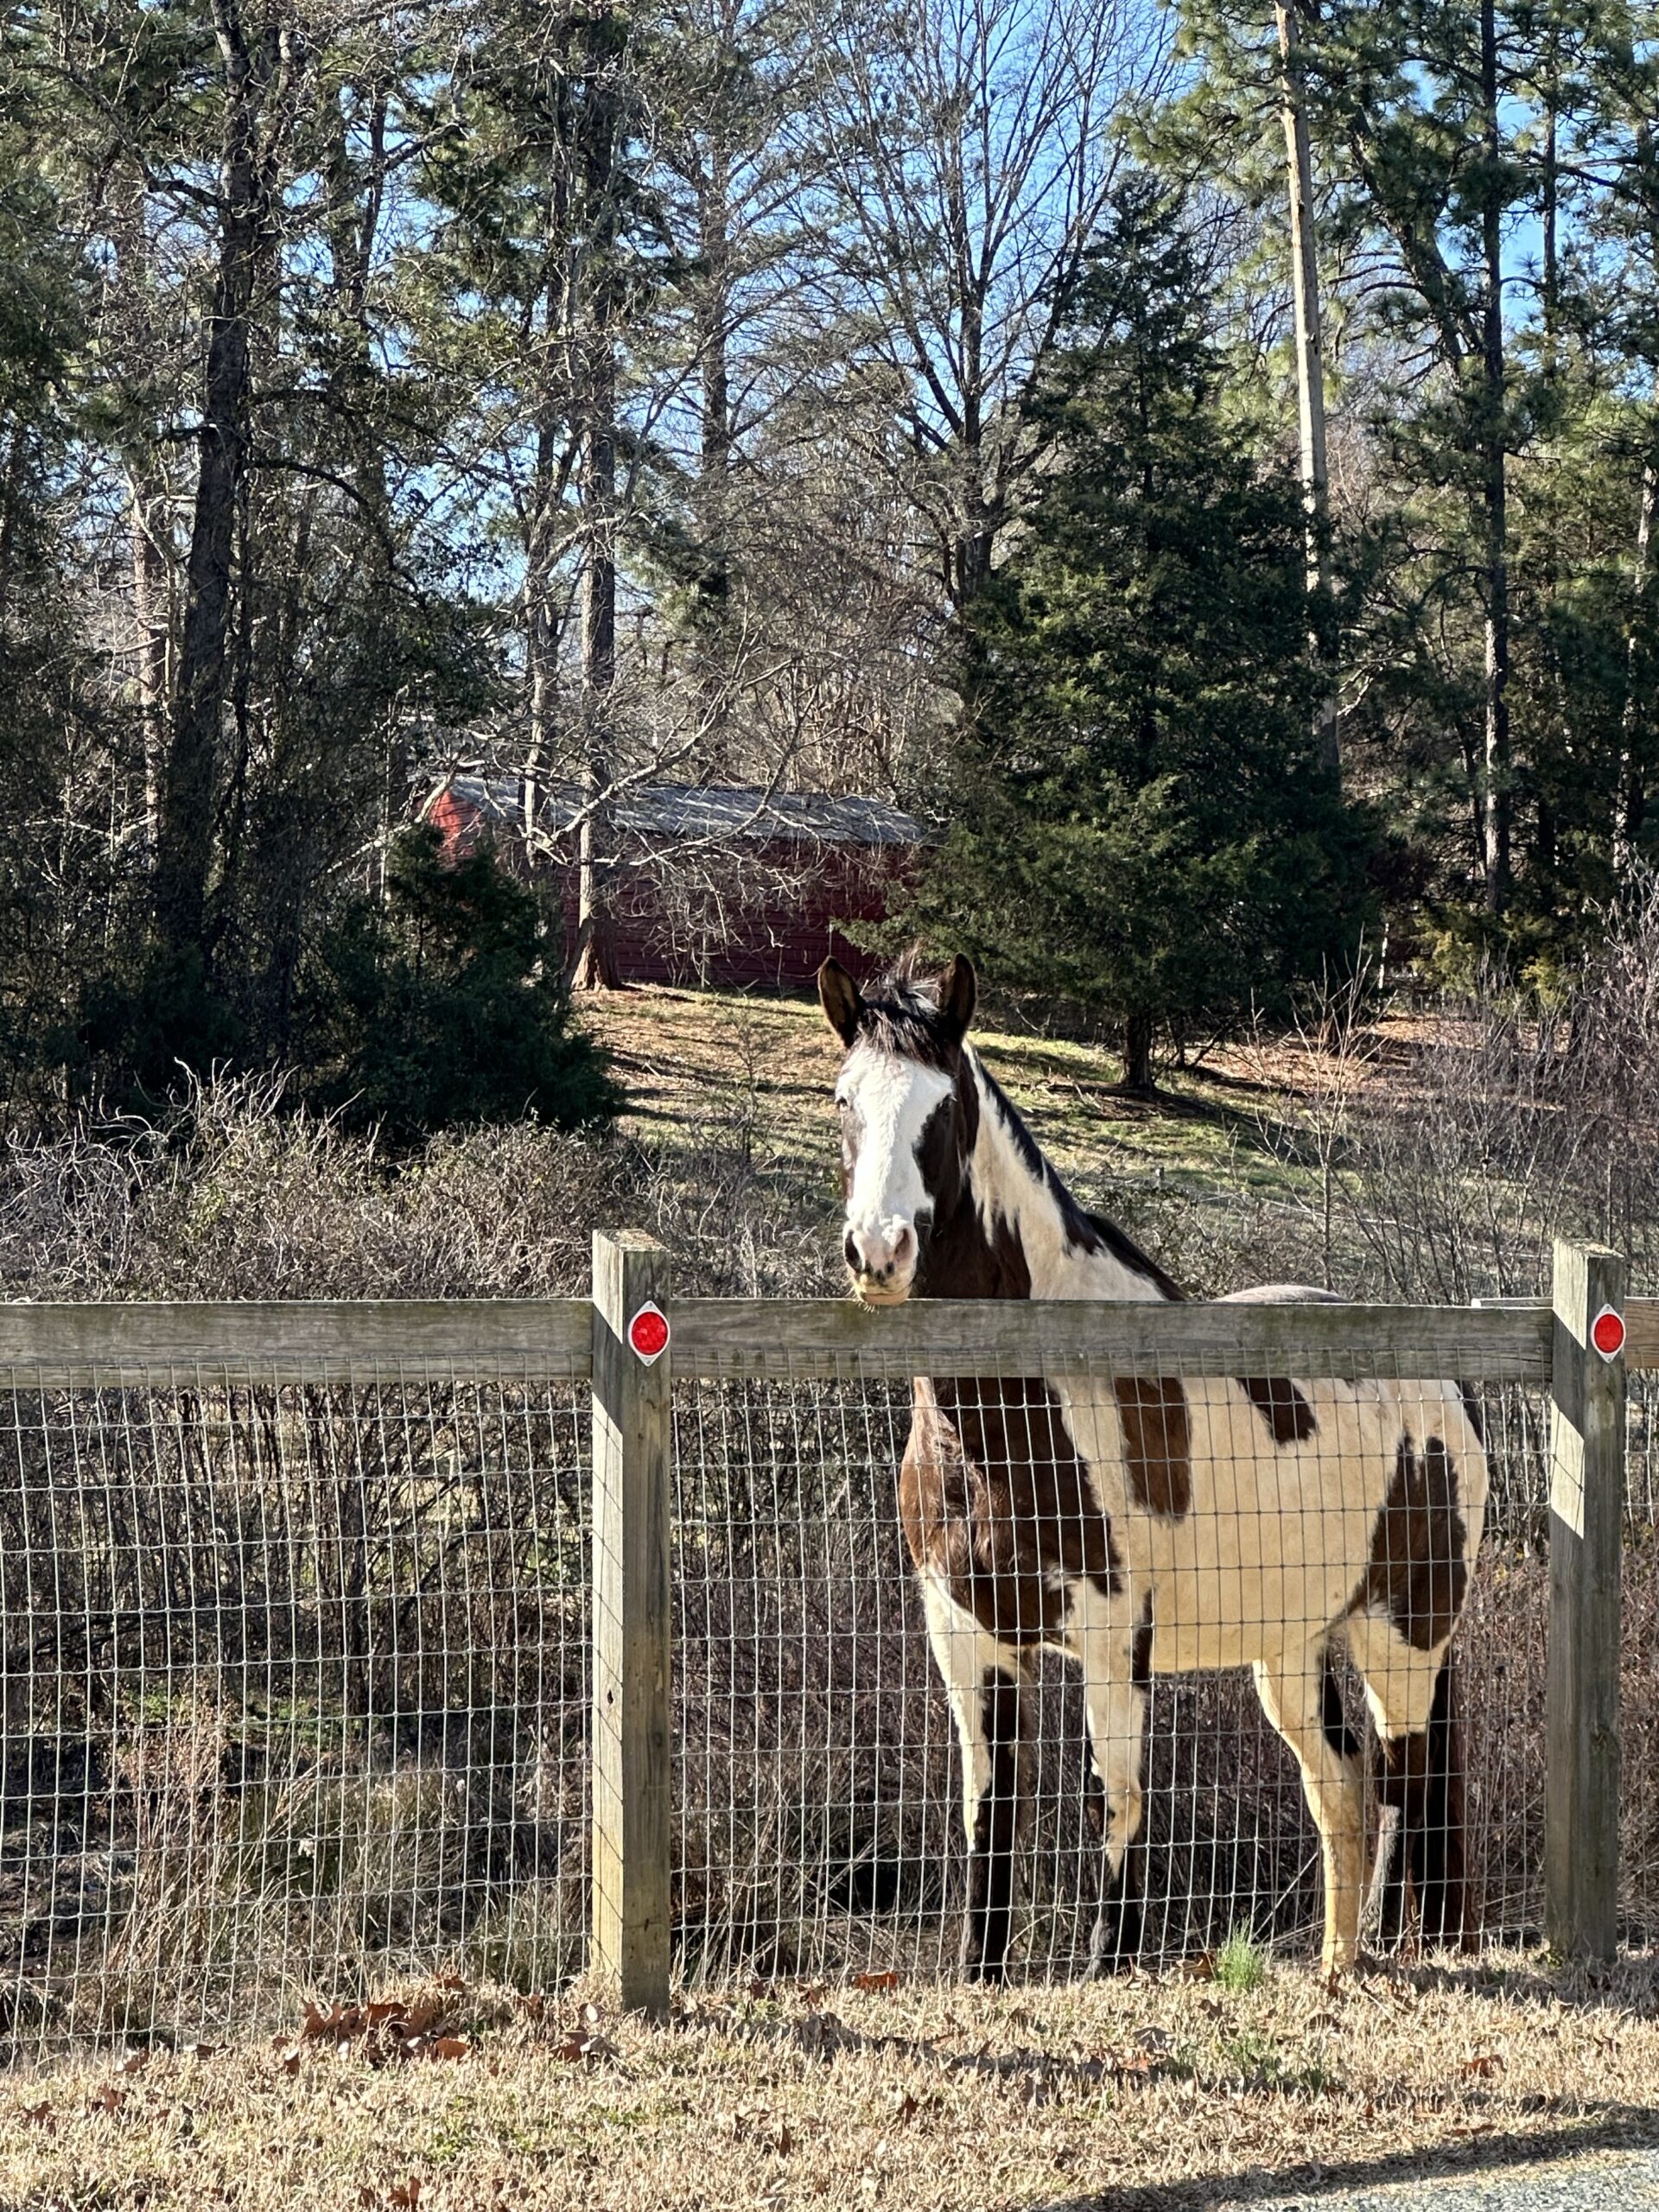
left=421, top=773, right=925, bottom=988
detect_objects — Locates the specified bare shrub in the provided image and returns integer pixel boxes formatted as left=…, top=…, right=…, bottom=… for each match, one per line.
left=1259, top=878, right=1659, bottom=1304
left=0, top=1069, right=835, bottom=1306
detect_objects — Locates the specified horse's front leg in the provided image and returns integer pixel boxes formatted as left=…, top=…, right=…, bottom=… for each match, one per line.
left=1073, top=1587, right=1152, bottom=1974
left=921, top=1575, right=1022, bottom=1982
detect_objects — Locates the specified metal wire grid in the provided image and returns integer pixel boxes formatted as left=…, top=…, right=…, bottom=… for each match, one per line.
left=0, top=1336, right=1650, bottom=2047
left=0, top=1363, right=589, bottom=2057
left=670, top=1354, right=1659, bottom=1986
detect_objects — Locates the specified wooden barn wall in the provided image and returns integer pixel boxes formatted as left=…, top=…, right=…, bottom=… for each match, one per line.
left=428, top=794, right=912, bottom=988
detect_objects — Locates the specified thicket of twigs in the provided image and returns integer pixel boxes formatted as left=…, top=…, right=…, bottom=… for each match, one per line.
left=1249, top=874, right=1659, bottom=1305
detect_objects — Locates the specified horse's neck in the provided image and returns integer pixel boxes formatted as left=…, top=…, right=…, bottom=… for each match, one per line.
left=965, top=1052, right=1169, bottom=1304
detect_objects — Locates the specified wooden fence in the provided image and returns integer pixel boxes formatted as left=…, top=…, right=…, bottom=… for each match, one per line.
left=2, top=1235, right=1656, bottom=2030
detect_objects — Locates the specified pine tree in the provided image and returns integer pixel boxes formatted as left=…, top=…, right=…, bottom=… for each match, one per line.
left=298, top=826, right=621, bottom=1141
left=911, top=179, right=1370, bottom=1088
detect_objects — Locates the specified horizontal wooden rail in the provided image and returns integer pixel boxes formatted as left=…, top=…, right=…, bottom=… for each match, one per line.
left=1629, top=1299, right=1659, bottom=1369
left=668, top=1297, right=1556, bottom=1379
left=0, top=1299, right=593, bottom=1388
left=2, top=1294, right=1653, bottom=1388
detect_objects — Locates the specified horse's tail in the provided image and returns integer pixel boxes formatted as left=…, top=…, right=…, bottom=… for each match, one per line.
left=1413, top=1650, right=1473, bottom=1950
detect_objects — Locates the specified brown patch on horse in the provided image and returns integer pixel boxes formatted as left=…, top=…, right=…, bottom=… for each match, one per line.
left=901, top=1377, right=1121, bottom=1646
left=1358, top=1435, right=1467, bottom=1652
left=1113, top=1378, right=1192, bottom=1518
left=1237, top=1375, right=1318, bottom=1446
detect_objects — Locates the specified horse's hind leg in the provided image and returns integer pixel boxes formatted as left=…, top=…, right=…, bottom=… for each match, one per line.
left=1354, top=1621, right=1468, bottom=1952
left=1253, top=1646, right=1366, bottom=1975
left=920, top=1575, right=1022, bottom=1982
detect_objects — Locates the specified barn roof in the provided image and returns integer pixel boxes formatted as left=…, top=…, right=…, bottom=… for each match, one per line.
left=427, top=775, right=925, bottom=849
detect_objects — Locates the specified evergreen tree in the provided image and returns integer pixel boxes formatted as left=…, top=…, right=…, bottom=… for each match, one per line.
left=910, top=179, right=1370, bottom=1089
left=297, top=826, right=621, bottom=1141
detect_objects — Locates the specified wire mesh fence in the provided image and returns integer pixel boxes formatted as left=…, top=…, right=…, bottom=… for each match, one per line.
left=0, top=1283, right=1654, bottom=2057
left=0, top=1363, right=589, bottom=2058
left=670, top=1357, right=1627, bottom=1986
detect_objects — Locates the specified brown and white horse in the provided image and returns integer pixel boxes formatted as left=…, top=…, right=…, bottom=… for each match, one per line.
left=818, top=952, right=1487, bottom=1980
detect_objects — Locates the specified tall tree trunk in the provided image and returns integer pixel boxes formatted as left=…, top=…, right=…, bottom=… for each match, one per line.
left=1617, top=144, right=1659, bottom=876
left=1533, top=47, right=1562, bottom=886
left=156, top=0, right=285, bottom=963
left=525, top=115, right=575, bottom=840
left=1617, top=436, right=1656, bottom=871
left=570, top=353, right=620, bottom=989
left=130, top=477, right=170, bottom=844
left=0, top=428, right=23, bottom=632
left=110, top=166, right=172, bottom=849
left=1122, top=1012, right=1154, bottom=1096
left=1478, top=0, right=1511, bottom=917
left=1275, top=0, right=1338, bottom=779
left=695, top=149, right=734, bottom=769
left=570, top=31, right=621, bottom=993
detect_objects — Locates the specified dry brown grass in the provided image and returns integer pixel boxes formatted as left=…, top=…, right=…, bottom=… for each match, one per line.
left=2, top=1956, right=1657, bottom=2210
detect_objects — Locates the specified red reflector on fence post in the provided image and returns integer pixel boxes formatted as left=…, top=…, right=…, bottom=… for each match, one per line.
left=627, top=1303, right=671, bottom=1364
left=1591, top=1306, right=1626, bottom=1361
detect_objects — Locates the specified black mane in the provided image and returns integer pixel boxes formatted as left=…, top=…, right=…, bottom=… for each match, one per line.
left=853, top=961, right=961, bottom=1071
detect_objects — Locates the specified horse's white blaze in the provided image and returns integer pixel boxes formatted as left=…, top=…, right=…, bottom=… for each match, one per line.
left=839, top=1045, right=953, bottom=1291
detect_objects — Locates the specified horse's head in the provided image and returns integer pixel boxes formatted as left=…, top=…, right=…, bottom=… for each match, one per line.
left=817, top=953, right=979, bottom=1306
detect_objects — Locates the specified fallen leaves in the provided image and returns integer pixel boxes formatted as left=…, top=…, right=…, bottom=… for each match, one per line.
left=363, top=2178, right=422, bottom=2209
left=276, top=1988, right=474, bottom=2072
left=853, top=1970, right=900, bottom=1995
left=554, top=2030, right=617, bottom=2063
left=1459, top=2050, right=1505, bottom=2078
left=554, top=1999, right=619, bottom=2065
left=730, top=2105, right=795, bottom=2155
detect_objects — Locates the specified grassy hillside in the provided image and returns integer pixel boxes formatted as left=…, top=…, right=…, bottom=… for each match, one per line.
left=586, top=984, right=1335, bottom=1298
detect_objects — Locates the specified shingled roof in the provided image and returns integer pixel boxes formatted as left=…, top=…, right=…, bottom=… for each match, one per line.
left=425, top=775, right=925, bottom=849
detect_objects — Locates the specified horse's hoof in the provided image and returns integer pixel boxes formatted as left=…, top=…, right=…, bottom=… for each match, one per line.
left=959, top=1955, right=1007, bottom=1986
left=1086, top=1949, right=1137, bottom=1980
left=1086, top=1924, right=1139, bottom=1978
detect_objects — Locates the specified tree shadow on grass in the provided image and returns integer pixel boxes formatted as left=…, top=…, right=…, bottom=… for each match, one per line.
left=1373, top=1949, right=1659, bottom=2019
left=1034, top=2113, right=1659, bottom=2210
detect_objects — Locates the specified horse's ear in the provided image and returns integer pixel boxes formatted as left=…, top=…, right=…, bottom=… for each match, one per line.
left=937, top=954, right=976, bottom=1042
left=817, top=957, right=862, bottom=1046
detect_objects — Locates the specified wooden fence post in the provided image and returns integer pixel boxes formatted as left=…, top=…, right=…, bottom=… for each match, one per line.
left=590, top=1230, right=672, bottom=2015
left=1545, top=1238, right=1626, bottom=1964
